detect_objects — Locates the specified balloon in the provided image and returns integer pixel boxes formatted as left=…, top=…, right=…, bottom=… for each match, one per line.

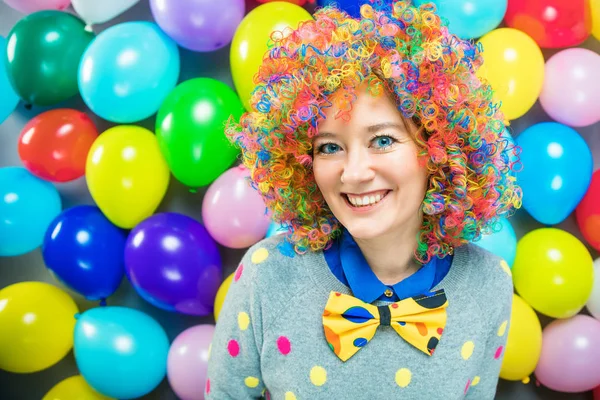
left=156, top=78, right=244, bottom=188
left=0, top=166, right=61, bottom=256
left=414, top=0, right=507, bottom=39
left=576, top=170, right=600, bottom=252
left=512, top=228, right=594, bottom=319
left=125, top=213, right=222, bottom=316
left=150, top=0, right=245, bottom=52
left=74, top=307, right=169, bottom=399
left=167, top=325, right=215, bottom=400
left=516, top=122, right=592, bottom=225
left=43, top=375, right=113, bottom=400
left=499, top=294, right=542, bottom=381
left=0, top=282, right=78, bottom=373
left=3, top=0, right=70, bottom=14
left=72, top=0, right=140, bottom=25
left=476, top=28, right=545, bottom=121
left=42, top=205, right=127, bottom=301
left=214, top=273, right=233, bottom=322
left=316, top=0, right=368, bottom=17
left=505, top=0, right=592, bottom=48
left=85, top=125, right=170, bottom=229
left=202, top=166, right=271, bottom=248
left=595, top=385, right=600, bottom=400
left=266, top=220, right=289, bottom=238
left=586, top=258, right=600, bottom=320
left=78, top=22, right=180, bottom=123
left=472, top=217, right=517, bottom=267
left=0, top=36, right=19, bottom=124
left=535, top=315, right=600, bottom=392
left=539, top=48, right=600, bottom=127
left=5, top=11, right=94, bottom=106
left=231, top=2, right=313, bottom=110
left=18, top=109, right=98, bottom=182
left=593, top=0, right=600, bottom=40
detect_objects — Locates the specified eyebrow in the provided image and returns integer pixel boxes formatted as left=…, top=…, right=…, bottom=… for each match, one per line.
left=314, top=122, right=406, bottom=139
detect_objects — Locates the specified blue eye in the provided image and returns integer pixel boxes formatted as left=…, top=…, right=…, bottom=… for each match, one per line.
left=373, top=135, right=395, bottom=149
left=318, top=143, right=341, bottom=154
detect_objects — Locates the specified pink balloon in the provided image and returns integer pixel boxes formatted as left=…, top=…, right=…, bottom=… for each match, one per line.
left=167, top=324, right=214, bottom=400
left=535, top=315, right=600, bottom=392
left=4, top=0, right=70, bottom=14
left=202, top=165, right=271, bottom=248
left=539, top=48, right=600, bottom=127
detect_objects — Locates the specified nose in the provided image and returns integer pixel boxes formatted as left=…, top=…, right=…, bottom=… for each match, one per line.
left=341, top=147, right=376, bottom=185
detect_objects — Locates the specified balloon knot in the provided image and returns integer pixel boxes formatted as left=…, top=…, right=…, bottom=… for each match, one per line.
left=74, top=312, right=80, bottom=320
left=189, top=188, right=198, bottom=194
left=521, top=376, right=530, bottom=384
left=99, top=298, right=107, bottom=307
left=84, top=24, right=94, bottom=33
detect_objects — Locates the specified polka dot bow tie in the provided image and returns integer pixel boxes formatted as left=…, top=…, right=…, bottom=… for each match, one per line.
left=322, top=289, right=448, bottom=362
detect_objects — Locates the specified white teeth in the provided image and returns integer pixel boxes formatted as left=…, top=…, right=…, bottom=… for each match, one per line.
left=347, top=192, right=387, bottom=207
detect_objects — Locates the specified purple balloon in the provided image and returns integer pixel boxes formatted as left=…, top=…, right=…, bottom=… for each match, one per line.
left=535, top=315, right=600, bottom=392
left=125, top=213, right=222, bottom=316
left=150, top=0, right=245, bottom=52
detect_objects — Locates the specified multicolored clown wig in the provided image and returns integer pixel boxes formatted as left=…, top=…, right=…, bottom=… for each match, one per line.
left=225, top=0, right=522, bottom=263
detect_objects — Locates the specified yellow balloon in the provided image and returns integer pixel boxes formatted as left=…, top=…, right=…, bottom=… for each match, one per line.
left=512, top=228, right=594, bottom=318
left=0, top=282, right=78, bottom=373
left=43, top=375, right=114, bottom=400
left=592, top=0, right=600, bottom=40
left=477, top=28, right=545, bottom=121
left=86, top=125, right=170, bottom=229
left=230, top=2, right=313, bottom=110
left=214, top=273, right=234, bottom=322
left=500, top=294, right=542, bottom=381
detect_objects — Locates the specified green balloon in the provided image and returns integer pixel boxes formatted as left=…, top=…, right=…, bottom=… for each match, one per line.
left=5, top=11, right=94, bottom=106
left=156, top=78, right=244, bottom=188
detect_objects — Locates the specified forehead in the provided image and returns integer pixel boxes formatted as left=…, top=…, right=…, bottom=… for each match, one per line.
left=317, top=84, right=403, bottom=131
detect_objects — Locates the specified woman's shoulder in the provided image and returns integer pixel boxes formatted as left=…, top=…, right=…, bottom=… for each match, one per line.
left=236, top=234, right=320, bottom=293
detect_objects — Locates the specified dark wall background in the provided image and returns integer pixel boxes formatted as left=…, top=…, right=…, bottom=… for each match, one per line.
left=1, top=1, right=599, bottom=399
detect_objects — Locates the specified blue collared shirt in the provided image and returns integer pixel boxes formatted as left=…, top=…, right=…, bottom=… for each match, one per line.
left=324, top=228, right=453, bottom=303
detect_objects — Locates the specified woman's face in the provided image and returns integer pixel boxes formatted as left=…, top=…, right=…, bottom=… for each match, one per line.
left=312, top=84, right=429, bottom=241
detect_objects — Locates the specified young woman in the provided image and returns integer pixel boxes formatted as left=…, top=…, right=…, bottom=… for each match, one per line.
left=206, top=1, right=521, bottom=398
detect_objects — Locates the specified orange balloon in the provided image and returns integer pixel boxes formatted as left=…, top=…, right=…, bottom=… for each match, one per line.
left=18, top=109, right=98, bottom=182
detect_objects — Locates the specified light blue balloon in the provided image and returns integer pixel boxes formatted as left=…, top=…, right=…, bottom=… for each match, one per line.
left=0, top=167, right=61, bottom=256
left=0, top=36, right=20, bottom=124
left=74, top=306, right=169, bottom=399
left=415, top=0, right=507, bottom=39
left=266, top=220, right=289, bottom=238
left=78, top=21, right=180, bottom=123
left=472, top=217, right=517, bottom=267
left=516, top=122, right=593, bottom=225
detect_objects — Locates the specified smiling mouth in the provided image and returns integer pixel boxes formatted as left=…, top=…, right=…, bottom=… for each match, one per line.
left=342, top=190, right=391, bottom=208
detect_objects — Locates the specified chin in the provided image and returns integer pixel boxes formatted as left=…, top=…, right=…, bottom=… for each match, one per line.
left=339, top=218, right=392, bottom=241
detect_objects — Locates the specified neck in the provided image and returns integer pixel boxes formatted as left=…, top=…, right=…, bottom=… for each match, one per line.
left=352, top=218, right=422, bottom=286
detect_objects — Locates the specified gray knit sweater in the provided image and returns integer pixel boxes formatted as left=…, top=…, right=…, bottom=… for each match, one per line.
left=206, top=235, right=513, bottom=399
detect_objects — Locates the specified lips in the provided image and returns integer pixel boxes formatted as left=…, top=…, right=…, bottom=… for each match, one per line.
left=342, top=190, right=390, bottom=208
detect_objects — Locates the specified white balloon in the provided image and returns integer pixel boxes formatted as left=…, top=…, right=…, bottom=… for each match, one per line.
left=586, top=258, right=600, bottom=319
left=72, top=0, right=140, bottom=25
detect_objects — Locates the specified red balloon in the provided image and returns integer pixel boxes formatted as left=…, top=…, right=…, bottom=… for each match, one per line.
left=18, top=109, right=98, bottom=182
left=594, top=385, right=600, bottom=400
left=576, top=169, right=600, bottom=251
left=505, top=0, right=592, bottom=48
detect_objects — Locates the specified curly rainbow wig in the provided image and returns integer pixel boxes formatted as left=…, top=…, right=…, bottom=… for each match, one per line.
left=225, top=0, right=522, bottom=263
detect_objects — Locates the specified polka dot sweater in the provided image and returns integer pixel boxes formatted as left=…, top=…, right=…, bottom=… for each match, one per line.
left=206, top=235, right=513, bottom=399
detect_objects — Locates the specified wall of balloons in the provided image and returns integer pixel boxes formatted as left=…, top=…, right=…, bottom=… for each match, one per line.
left=1, top=0, right=600, bottom=399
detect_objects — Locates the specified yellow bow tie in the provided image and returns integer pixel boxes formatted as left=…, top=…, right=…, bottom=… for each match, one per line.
left=322, top=289, right=448, bottom=362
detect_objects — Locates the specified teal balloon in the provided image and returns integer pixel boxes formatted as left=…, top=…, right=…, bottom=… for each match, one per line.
left=0, top=167, right=61, bottom=256
left=472, top=217, right=517, bottom=267
left=266, top=221, right=289, bottom=238
left=414, top=0, right=507, bottom=39
left=74, top=306, right=169, bottom=399
left=78, top=21, right=180, bottom=123
left=0, top=36, right=19, bottom=123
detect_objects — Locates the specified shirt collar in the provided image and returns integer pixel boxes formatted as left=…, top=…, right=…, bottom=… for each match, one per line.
left=339, top=228, right=437, bottom=303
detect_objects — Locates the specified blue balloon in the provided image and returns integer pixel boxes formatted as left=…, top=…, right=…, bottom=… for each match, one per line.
left=0, top=36, right=20, bottom=124
left=472, top=217, right=517, bottom=267
left=414, top=0, right=507, bottom=39
left=78, top=21, right=180, bottom=123
left=74, top=306, right=169, bottom=399
left=516, top=122, right=593, bottom=225
left=42, top=205, right=127, bottom=301
left=317, top=0, right=370, bottom=18
left=0, top=167, right=61, bottom=256
left=266, top=220, right=289, bottom=238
